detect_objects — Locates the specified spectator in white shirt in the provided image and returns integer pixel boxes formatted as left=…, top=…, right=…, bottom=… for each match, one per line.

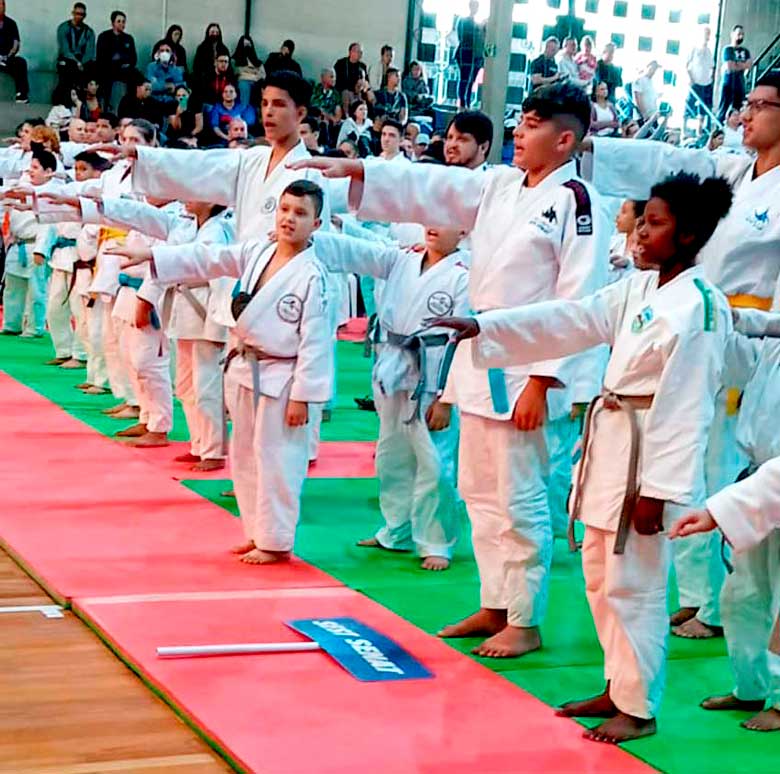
left=685, top=25, right=715, bottom=136
left=632, top=60, right=660, bottom=122
left=369, top=44, right=395, bottom=91
left=557, top=37, right=590, bottom=90
left=723, top=108, right=745, bottom=148
left=378, top=118, right=407, bottom=162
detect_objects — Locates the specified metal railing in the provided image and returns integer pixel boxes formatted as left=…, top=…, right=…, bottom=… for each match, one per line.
left=685, top=85, right=723, bottom=133
left=750, top=31, right=780, bottom=89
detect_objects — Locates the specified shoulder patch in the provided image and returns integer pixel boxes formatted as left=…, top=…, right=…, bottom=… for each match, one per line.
left=692, top=277, right=716, bottom=332
left=562, top=180, right=593, bottom=236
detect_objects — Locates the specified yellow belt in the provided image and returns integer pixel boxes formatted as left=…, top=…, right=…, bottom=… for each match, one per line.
left=727, top=293, right=772, bottom=311
left=97, top=226, right=128, bottom=249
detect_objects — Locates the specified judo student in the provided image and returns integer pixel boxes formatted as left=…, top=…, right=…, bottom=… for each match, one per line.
left=314, top=226, right=469, bottom=570
left=671, top=308, right=780, bottom=733
left=431, top=172, right=734, bottom=742
left=111, top=180, right=332, bottom=564
left=608, top=198, right=646, bottom=283
left=291, top=82, right=610, bottom=658
left=1, top=149, right=61, bottom=337
left=581, top=72, right=780, bottom=640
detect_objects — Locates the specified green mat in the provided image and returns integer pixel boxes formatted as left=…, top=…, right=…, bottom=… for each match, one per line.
left=1, top=332, right=777, bottom=773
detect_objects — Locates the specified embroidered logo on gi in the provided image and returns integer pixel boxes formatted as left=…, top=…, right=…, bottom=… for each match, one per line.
left=262, top=196, right=277, bottom=214
left=541, top=205, right=558, bottom=224
left=277, top=294, right=303, bottom=323
left=631, top=306, right=654, bottom=333
left=427, top=291, right=454, bottom=317
left=746, top=207, right=770, bottom=232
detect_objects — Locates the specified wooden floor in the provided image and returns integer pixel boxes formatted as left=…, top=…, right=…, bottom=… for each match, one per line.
left=0, top=553, right=234, bottom=774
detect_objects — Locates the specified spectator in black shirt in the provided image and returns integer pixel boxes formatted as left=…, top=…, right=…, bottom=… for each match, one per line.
left=265, top=39, right=302, bottom=77
left=193, top=23, right=223, bottom=84
left=96, top=10, right=136, bottom=113
left=451, top=0, right=485, bottom=108
left=164, top=24, right=187, bottom=76
left=334, top=42, right=372, bottom=114
left=0, top=1, right=29, bottom=102
left=166, top=85, right=202, bottom=147
left=374, top=67, right=407, bottom=125
left=56, top=3, right=96, bottom=90
left=530, top=37, right=560, bottom=89
left=718, top=24, right=752, bottom=121
left=596, top=42, right=623, bottom=102
left=118, top=71, right=169, bottom=130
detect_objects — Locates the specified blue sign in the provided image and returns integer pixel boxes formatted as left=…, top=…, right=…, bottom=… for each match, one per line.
left=286, top=617, right=434, bottom=682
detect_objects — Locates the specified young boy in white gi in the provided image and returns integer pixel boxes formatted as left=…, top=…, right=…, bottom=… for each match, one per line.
left=292, top=82, right=610, bottom=658
left=608, top=198, right=645, bottom=283
left=113, top=180, right=332, bottom=564
left=582, top=72, right=780, bottom=639
left=432, top=172, right=735, bottom=743
left=314, top=225, right=469, bottom=570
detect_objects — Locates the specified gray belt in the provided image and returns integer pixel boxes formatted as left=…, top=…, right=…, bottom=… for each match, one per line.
left=178, top=284, right=208, bottom=322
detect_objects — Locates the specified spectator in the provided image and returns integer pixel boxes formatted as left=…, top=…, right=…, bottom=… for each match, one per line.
left=192, top=23, right=223, bottom=83
left=233, top=35, right=265, bottom=108
left=95, top=112, right=118, bottom=143
left=450, top=0, right=485, bottom=108
left=708, top=127, right=724, bottom=151
left=402, top=61, right=434, bottom=114
left=367, top=106, right=386, bottom=155
left=96, top=10, right=136, bottom=113
left=227, top=117, right=248, bottom=142
left=311, top=67, right=342, bottom=125
left=118, top=71, right=168, bottom=129
left=443, top=109, right=493, bottom=168
left=620, top=116, right=639, bottom=138
left=596, top=42, right=623, bottom=102
left=146, top=40, right=185, bottom=104
left=299, top=115, right=322, bottom=154
left=718, top=24, right=752, bottom=122
left=0, top=1, right=29, bottom=103
left=412, top=132, right=429, bottom=160
left=369, top=44, right=394, bottom=90
left=334, top=42, right=371, bottom=113
left=590, top=81, right=619, bottom=136
left=79, top=77, right=101, bottom=121
left=208, top=83, right=256, bottom=144
left=336, top=98, right=371, bottom=151
left=530, top=37, right=560, bottom=89
left=418, top=139, right=445, bottom=164
left=405, top=121, right=420, bottom=143
left=56, top=2, right=96, bottom=90
left=200, top=47, right=235, bottom=106
left=264, top=39, right=302, bottom=77
left=378, top=118, right=406, bottom=162
left=373, top=67, right=407, bottom=124
left=575, top=35, right=597, bottom=89
left=557, top=37, right=589, bottom=90
left=163, top=24, right=187, bottom=75
left=338, top=139, right=359, bottom=158
left=723, top=107, right=744, bottom=148
left=46, top=82, right=80, bottom=135
left=685, top=25, right=714, bottom=136
left=166, top=85, right=202, bottom=147
left=632, top=60, right=660, bottom=122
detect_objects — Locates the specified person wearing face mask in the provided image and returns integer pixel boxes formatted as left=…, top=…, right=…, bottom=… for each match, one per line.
left=146, top=40, right=185, bottom=107
left=96, top=10, right=136, bottom=113
left=193, top=23, right=223, bottom=84
left=233, top=35, right=265, bottom=108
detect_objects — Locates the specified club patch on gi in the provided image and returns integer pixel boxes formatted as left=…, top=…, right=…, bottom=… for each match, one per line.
left=631, top=305, right=654, bottom=333
left=746, top=207, right=770, bottom=232
left=427, top=291, right=454, bottom=317
left=277, top=294, right=303, bottom=323
left=262, top=196, right=277, bottom=214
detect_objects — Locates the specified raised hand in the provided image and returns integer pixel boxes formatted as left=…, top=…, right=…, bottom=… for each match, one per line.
left=88, top=143, right=136, bottom=160
left=286, top=157, right=364, bottom=179
left=423, top=315, right=480, bottom=342
left=37, top=191, right=83, bottom=209
left=104, top=244, right=154, bottom=268
left=668, top=510, right=717, bottom=539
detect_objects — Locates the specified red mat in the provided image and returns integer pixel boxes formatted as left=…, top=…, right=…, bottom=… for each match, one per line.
left=76, top=588, right=654, bottom=774
left=337, top=317, right=368, bottom=342
left=0, top=374, right=340, bottom=602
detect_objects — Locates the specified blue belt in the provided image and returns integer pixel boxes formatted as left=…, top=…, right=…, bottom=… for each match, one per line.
left=52, top=237, right=78, bottom=251
left=16, top=241, right=30, bottom=268
left=474, top=310, right=509, bottom=414
left=118, top=273, right=161, bottom=329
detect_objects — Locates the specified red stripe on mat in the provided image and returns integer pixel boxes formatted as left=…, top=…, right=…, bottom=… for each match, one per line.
left=337, top=316, right=368, bottom=342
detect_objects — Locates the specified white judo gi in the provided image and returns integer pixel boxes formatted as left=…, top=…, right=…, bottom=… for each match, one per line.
left=353, top=158, right=609, bottom=627
left=150, top=238, right=333, bottom=552
left=315, top=231, right=469, bottom=559
left=586, top=138, right=780, bottom=627
left=472, top=265, right=731, bottom=718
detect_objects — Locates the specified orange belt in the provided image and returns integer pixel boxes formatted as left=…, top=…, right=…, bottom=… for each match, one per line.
left=727, top=293, right=772, bottom=311
left=97, top=226, right=128, bottom=250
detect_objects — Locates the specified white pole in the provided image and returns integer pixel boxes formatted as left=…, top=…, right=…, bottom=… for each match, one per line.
left=157, top=641, right=322, bottom=658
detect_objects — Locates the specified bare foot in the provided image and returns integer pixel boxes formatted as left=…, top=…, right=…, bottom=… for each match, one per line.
left=111, top=406, right=141, bottom=420
left=742, top=708, right=780, bottom=732
left=240, top=548, right=291, bottom=564
left=192, top=459, right=226, bottom=472
left=670, top=606, right=699, bottom=627
left=59, top=358, right=86, bottom=369
left=221, top=489, right=236, bottom=498
left=701, top=693, right=766, bottom=712
left=45, top=357, right=69, bottom=365
left=438, top=608, right=507, bottom=638
left=584, top=713, right=657, bottom=744
left=472, top=625, right=541, bottom=658
left=114, top=422, right=147, bottom=438
left=124, top=432, right=170, bottom=448
left=83, top=385, right=110, bottom=394
left=75, top=382, right=91, bottom=390
left=356, top=537, right=411, bottom=552
left=557, top=690, right=618, bottom=718
left=672, top=617, right=723, bottom=639
left=102, top=402, right=128, bottom=415
left=230, top=542, right=255, bottom=555
left=174, top=452, right=201, bottom=463
left=421, top=556, right=450, bottom=571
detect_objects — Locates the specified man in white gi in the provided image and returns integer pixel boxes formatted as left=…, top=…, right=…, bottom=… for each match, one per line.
left=581, top=71, right=780, bottom=639
left=292, top=82, right=610, bottom=657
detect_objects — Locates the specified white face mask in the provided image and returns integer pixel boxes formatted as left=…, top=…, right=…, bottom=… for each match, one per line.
left=158, top=51, right=172, bottom=64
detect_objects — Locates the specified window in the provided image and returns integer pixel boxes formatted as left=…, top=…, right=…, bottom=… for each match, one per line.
left=611, top=32, right=625, bottom=48
left=613, top=1, right=627, bottom=17
left=546, top=0, right=561, bottom=8
left=668, top=9, right=681, bottom=23
left=509, top=53, right=528, bottom=72
left=663, top=70, right=676, bottom=86
left=512, top=22, right=528, bottom=39
left=666, top=40, right=680, bottom=56
left=698, top=13, right=711, bottom=24
left=641, top=4, right=656, bottom=20
left=638, top=36, right=653, bottom=52
left=585, top=0, right=599, bottom=12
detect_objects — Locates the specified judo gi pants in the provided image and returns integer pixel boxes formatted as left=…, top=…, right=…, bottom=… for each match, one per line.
left=84, top=297, right=109, bottom=388
left=545, top=413, right=582, bottom=540
left=373, top=390, right=460, bottom=559
left=102, top=300, right=137, bottom=405
left=2, top=270, right=46, bottom=335
left=175, top=339, right=225, bottom=460
left=225, top=373, right=308, bottom=552
left=117, top=320, right=173, bottom=433
left=47, top=269, right=87, bottom=360
left=721, top=530, right=780, bottom=710
left=459, top=413, right=552, bottom=627
left=583, top=525, right=669, bottom=719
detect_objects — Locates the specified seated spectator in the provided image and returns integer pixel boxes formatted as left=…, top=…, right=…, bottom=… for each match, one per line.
left=378, top=118, right=406, bottom=162
left=95, top=112, right=118, bottom=143
left=336, top=98, right=372, bottom=153
left=412, top=132, right=430, bottom=160
left=79, top=77, right=102, bottom=121
left=96, top=10, right=136, bottom=113
left=620, top=117, right=639, bottom=138
left=374, top=67, right=407, bottom=124
left=199, top=47, right=235, bottom=106
left=264, top=39, right=302, bottom=76
left=228, top=137, right=251, bottom=150
left=402, top=61, right=433, bottom=114
left=46, top=82, right=81, bottom=136
left=530, top=37, right=560, bottom=89
left=338, top=138, right=359, bottom=158
left=367, top=106, right=386, bottom=155
left=369, top=44, right=395, bottom=90
left=557, top=37, right=590, bottom=90
left=192, top=23, right=223, bottom=84
left=632, top=60, right=660, bottom=122
left=311, top=67, right=342, bottom=128
left=0, top=0, right=29, bottom=103
left=166, top=84, right=202, bottom=147
left=227, top=117, right=248, bottom=142
left=299, top=116, right=322, bottom=154
left=708, top=128, right=724, bottom=151
left=334, top=42, right=372, bottom=113
left=233, top=35, right=265, bottom=108
left=590, top=81, right=619, bottom=136
left=164, top=24, right=187, bottom=75
left=723, top=107, right=744, bottom=148
left=208, top=83, right=256, bottom=144
left=419, top=138, right=445, bottom=164
left=405, top=121, right=420, bottom=143
left=575, top=35, right=597, bottom=89
left=146, top=40, right=185, bottom=104
left=56, top=2, right=96, bottom=90
left=118, top=71, right=168, bottom=129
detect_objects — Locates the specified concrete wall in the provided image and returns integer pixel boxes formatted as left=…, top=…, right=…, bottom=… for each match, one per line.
left=717, top=0, right=780, bottom=82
